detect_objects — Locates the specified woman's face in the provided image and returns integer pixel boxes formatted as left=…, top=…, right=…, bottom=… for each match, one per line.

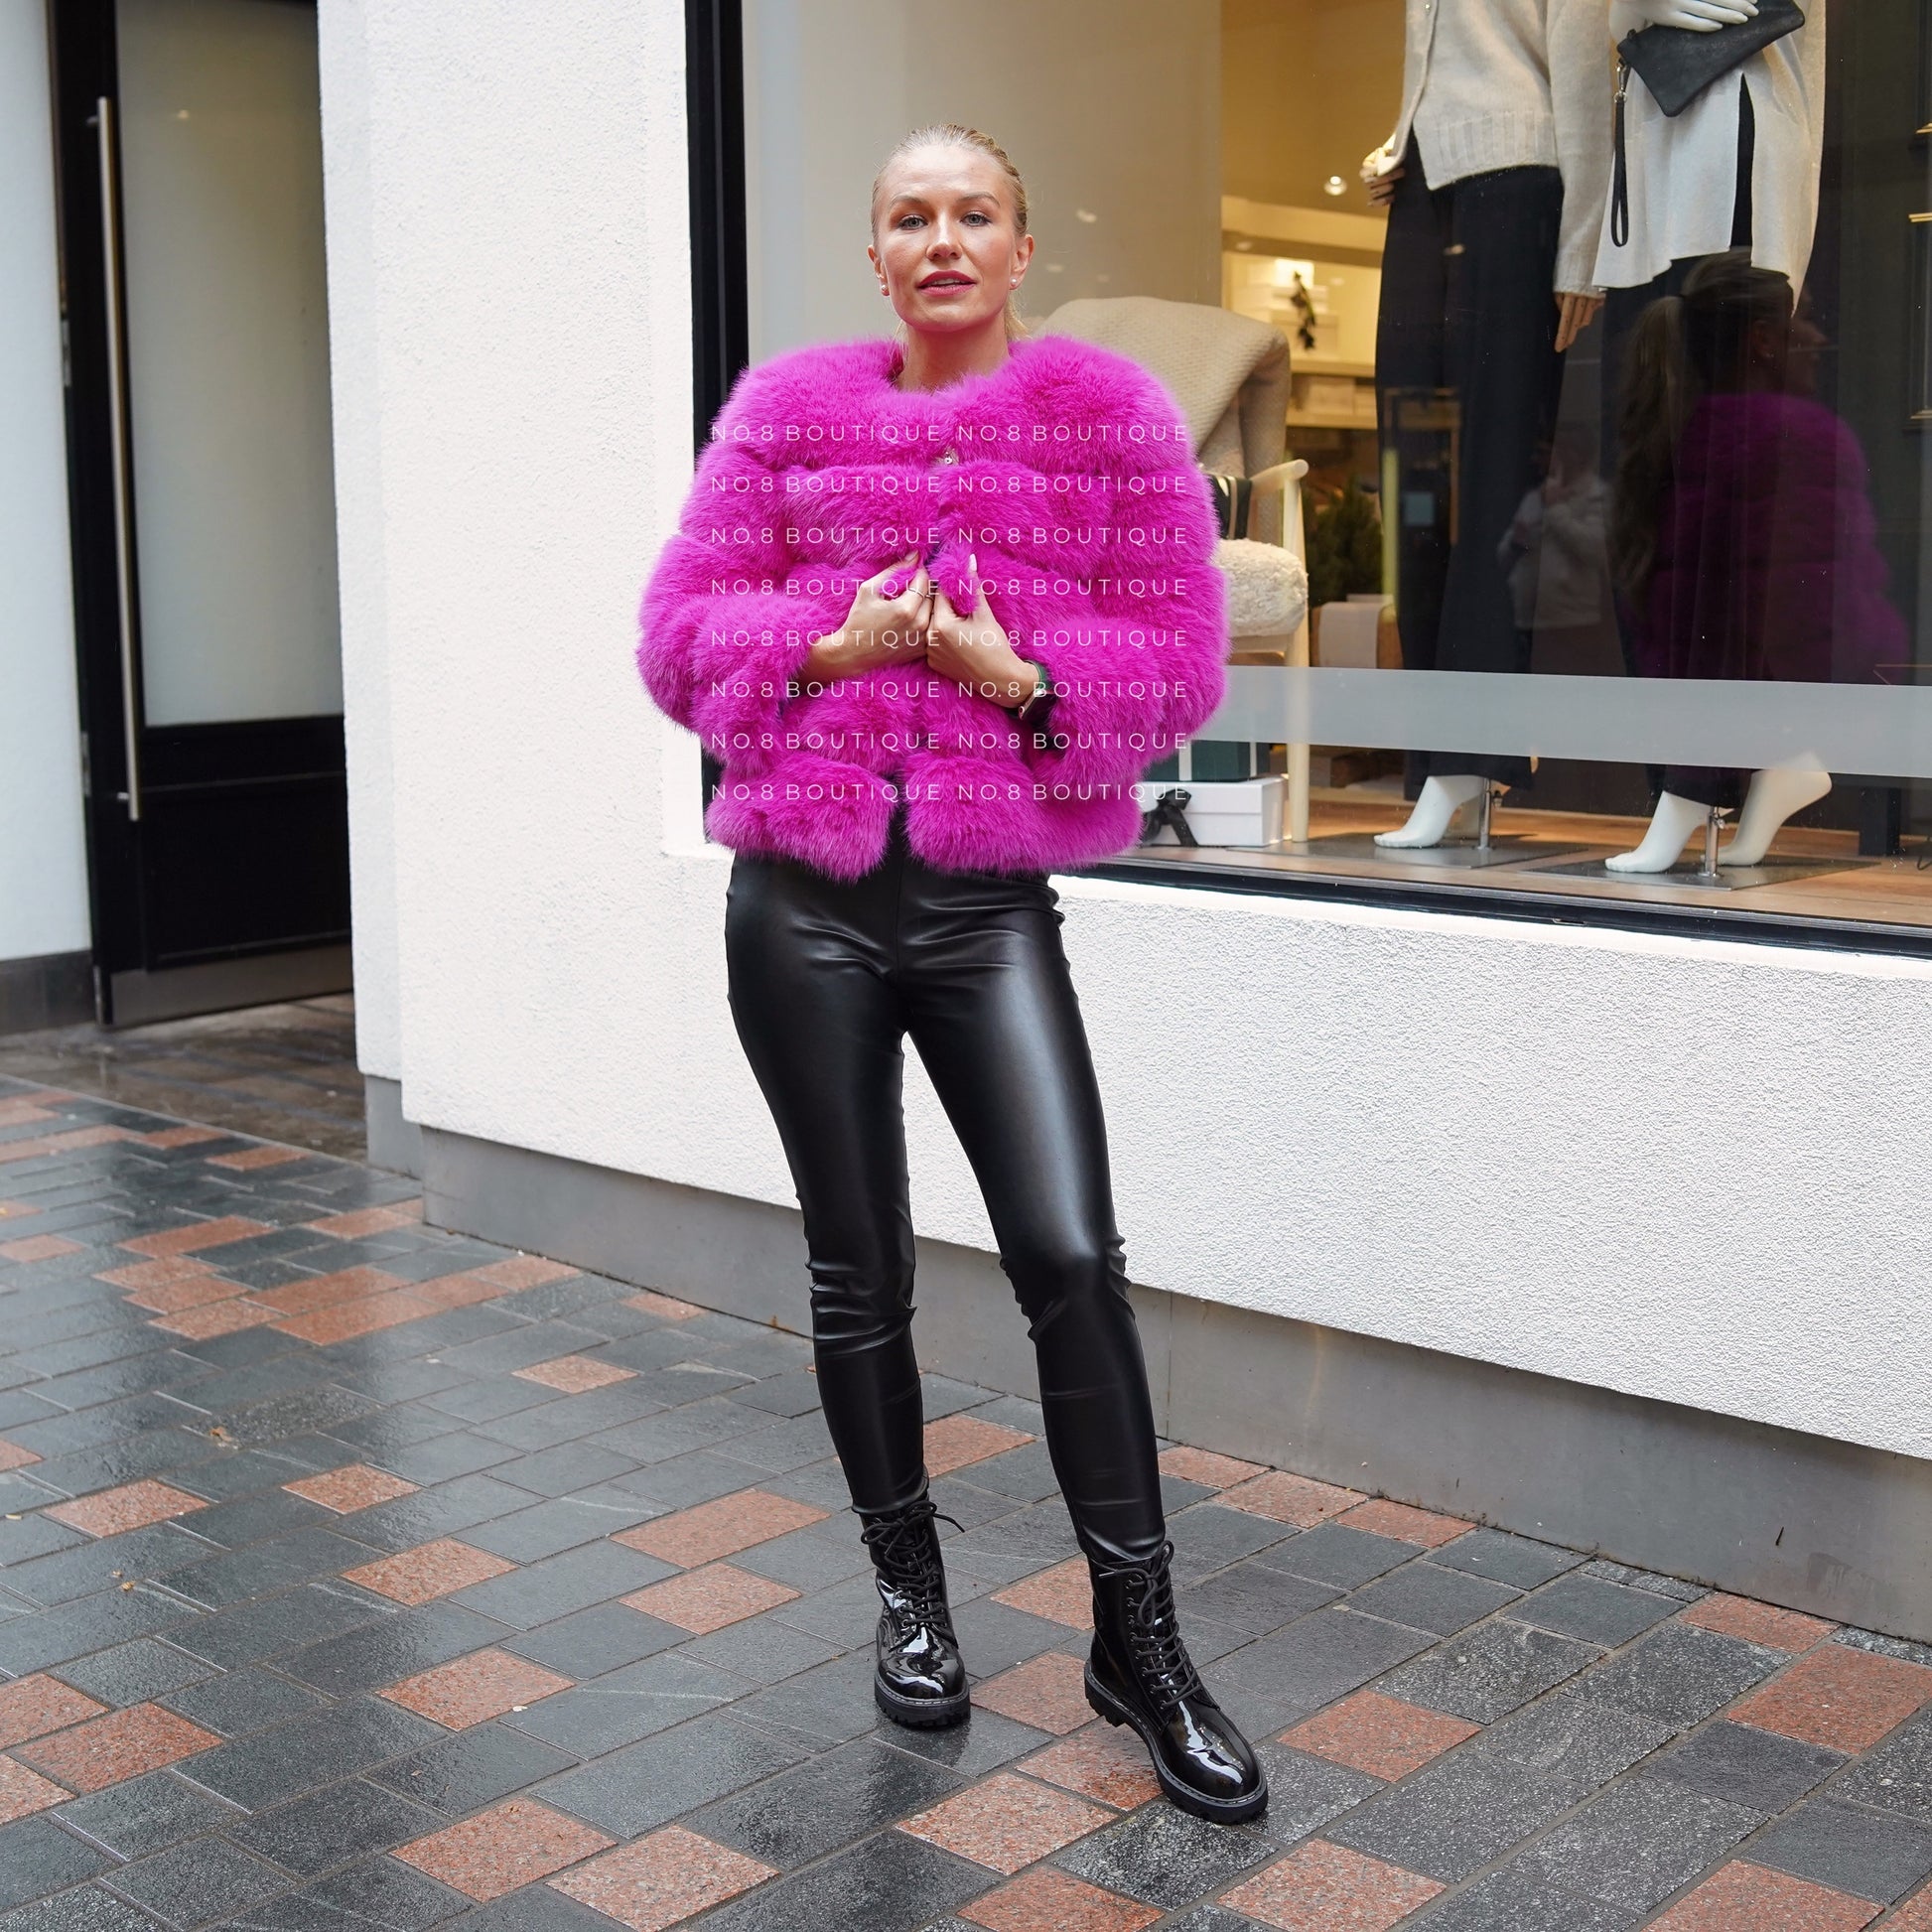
left=869, top=145, right=1034, bottom=339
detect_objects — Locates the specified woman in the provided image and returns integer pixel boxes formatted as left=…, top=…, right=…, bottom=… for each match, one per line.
left=636, top=123, right=1263, bottom=1823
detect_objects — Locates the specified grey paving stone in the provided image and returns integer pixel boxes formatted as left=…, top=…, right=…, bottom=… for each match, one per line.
left=9, top=1526, right=219, bottom=1608
left=459, top=1497, right=653, bottom=1565
left=1054, top=1804, right=1272, bottom=1907
left=1344, top=1562, right=1520, bottom=1637
left=0, top=1584, right=198, bottom=1676
left=1575, top=1623, right=1780, bottom=1733
left=1249, top=1742, right=1383, bottom=1845
left=52, top=1640, right=211, bottom=1708
left=441, top=1886, right=620, bottom=1932
left=692, top=1734, right=964, bottom=1868
left=684, top=1828, right=984, bottom=1932
left=1380, top=1618, right=1603, bottom=1725
left=185, top=1697, right=445, bottom=1811
left=730, top=1644, right=890, bottom=1752
left=0, top=1817, right=112, bottom=1914
left=1837, top=1627, right=1932, bottom=1669
left=159, top=1668, right=328, bottom=1738
left=503, top=1649, right=744, bottom=1754
left=0, top=1886, right=167, bottom=1931
left=1511, top=1774, right=1758, bottom=1909
left=1429, top=1528, right=1582, bottom=1590
left=1836, top=1709, right=1932, bottom=1821
left=1460, top=1690, right=1674, bottom=1795
left=876, top=1706, right=1050, bottom=1778
left=1168, top=1504, right=1297, bottom=1583
left=1257, top=1522, right=1422, bottom=1590
left=1323, top=1749, right=1582, bottom=1882
left=1745, top=1798, right=1932, bottom=1903
left=171, top=1581, right=395, bottom=1671
left=103, top=1836, right=291, bottom=1928
left=947, top=1595, right=1073, bottom=1679
left=1147, top=1912, right=1260, bottom=1932
left=499, top=1602, right=685, bottom=1678
left=720, top=1410, right=840, bottom=1474
left=1648, top=1719, right=1846, bottom=1816
left=732, top=1523, right=873, bottom=1592
left=1580, top=1559, right=1709, bottom=1602
left=55, top=1770, right=241, bottom=1862
left=675, top=1610, right=842, bottom=1683
left=1175, top=1558, right=1340, bottom=1638
left=276, top=1601, right=508, bottom=1698
left=220, top=1857, right=470, bottom=1928
left=534, top=1711, right=809, bottom=1838
left=370, top=1723, right=579, bottom=1816
left=1510, top=1573, right=1682, bottom=1646
left=444, top=1541, right=672, bottom=1629
left=225, top=1777, right=445, bottom=1876
left=1409, top=1864, right=1642, bottom=1931
left=1213, top=1606, right=1433, bottom=1733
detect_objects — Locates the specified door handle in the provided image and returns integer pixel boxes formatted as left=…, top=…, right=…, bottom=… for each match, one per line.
left=96, top=94, right=141, bottom=822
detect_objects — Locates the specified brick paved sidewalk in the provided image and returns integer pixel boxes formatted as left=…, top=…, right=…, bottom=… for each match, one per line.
left=2, top=1074, right=1930, bottom=1931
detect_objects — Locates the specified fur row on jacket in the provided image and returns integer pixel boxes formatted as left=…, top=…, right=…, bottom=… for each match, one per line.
left=636, top=332, right=1229, bottom=881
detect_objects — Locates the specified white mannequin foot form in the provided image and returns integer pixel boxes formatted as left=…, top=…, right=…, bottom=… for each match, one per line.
left=1605, top=792, right=1708, bottom=873
left=1722, top=766, right=1833, bottom=868
left=1375, top=774, right=1492, bottom=849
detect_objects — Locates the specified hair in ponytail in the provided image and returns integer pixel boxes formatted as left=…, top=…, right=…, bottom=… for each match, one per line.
left=870, top=124, right=1032, bottom=345
left=1609, top=249, right=1794, bottom=604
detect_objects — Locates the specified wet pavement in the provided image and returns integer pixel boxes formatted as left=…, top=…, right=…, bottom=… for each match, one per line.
left=2, top=1071, right=1931, bottom=1930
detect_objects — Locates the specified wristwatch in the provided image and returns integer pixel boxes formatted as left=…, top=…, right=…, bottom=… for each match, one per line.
left=1014, top=659, right=1052, bottom=723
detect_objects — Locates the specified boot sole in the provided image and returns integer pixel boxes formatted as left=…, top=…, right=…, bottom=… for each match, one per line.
left=1084, top=1665, right=1269, bottom=1824
left=874, top=1674, right=970, bottom=1729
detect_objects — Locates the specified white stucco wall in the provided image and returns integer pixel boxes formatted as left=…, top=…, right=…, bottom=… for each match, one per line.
left=0, top=0, right=91, bottom=966
left=325, top=0, right=1932, bottom=1466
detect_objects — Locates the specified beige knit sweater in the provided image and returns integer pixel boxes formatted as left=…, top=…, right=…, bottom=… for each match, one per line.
left=1383, top=0, right=1613, bottom=295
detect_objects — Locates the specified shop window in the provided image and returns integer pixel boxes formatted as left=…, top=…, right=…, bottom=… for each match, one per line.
left=723, top=0, right=1932, bottom=943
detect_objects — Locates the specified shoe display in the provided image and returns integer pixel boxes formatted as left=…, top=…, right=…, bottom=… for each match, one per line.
left=858, top=1491, right=970, bottom=1728
left=1086, top=1540, right=1268, bottom=1822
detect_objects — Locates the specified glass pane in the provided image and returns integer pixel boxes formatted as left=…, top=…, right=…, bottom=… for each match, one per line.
left=734, top=0, right=1932, bottom=934
left=116, top=0, right=342, bottom=727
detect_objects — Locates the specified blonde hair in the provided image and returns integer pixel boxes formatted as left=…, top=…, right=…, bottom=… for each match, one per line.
left=870, top=123, right=1032, bottom=345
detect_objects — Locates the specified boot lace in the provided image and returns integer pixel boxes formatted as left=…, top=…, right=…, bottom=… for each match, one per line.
left=859, top=1496, right=961, bottom=1636
left=1093, top=1541, right=1205, bottom=1712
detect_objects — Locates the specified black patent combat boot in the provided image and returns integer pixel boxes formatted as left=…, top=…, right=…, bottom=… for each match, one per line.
left=1086, top=1540, right=1268, bottom=1822
left=859, top=1492, right=969, bottom=1728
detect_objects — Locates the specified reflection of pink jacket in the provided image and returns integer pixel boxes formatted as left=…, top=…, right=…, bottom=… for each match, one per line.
left=636, top=335, right=1227, bottom=882
left=1640, top=391, right=1907, bottom=687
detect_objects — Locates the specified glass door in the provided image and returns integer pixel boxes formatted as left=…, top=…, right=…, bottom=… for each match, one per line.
left=52, top=0, right=350, bottom=1025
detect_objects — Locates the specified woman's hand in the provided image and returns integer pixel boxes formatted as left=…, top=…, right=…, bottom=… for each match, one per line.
left=1620, top=0, right=1756, bottom=28
left=924, top=552, right=1035, bottom=706
left=1556, top=292, right=1604, bottom=354
left=800, top=550, right=932, bottom=682
left=1361, top=144, right=1403, bottom=209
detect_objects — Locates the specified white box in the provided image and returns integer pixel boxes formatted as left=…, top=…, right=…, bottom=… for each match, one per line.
left=1133, top=775, right=1285, bottom=848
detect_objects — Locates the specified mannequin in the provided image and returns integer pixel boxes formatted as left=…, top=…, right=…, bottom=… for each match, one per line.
left=1362, top=0, right=1613, bottom=851
left=1596, top=0, right=1832, bottom=871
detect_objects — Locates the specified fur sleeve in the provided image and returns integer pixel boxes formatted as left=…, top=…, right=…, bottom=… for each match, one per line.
left=635, top=364, right=844, bottom=758
left=1006, top=353, right=1228, bottom=789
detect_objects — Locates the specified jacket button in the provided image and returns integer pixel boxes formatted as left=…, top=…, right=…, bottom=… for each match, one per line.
left=936, top=447, right=958, bottom=465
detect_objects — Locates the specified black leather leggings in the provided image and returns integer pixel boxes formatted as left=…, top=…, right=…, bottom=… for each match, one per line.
left=724, top=808, right=1167, bottom=1567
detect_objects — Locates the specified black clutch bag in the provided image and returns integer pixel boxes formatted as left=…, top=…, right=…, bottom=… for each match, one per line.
left=1617, top=0, right=1805, bottom=117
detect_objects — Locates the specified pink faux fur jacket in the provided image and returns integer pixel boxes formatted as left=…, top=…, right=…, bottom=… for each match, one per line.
left=636, top=332, right=1228, bottom=881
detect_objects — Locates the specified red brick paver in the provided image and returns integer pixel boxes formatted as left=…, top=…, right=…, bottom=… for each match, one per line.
left=303, top=1199, right=424, bottom=1238
left=959, top=1864, right=1162, bottom=1932
left=924, top=1413, right=1035, bottom=1475
left=0, top=1758, right=72, bottom=1826
left=118, top=1216, right=271, bottom=1258
left=94, top=1256, right=217, bottom=1292
left=410, top=1271, right=514, bottom=1311
left=994, top=1557, right=1093, bottom=1630
left=621, top=1563, right=799, bottom=1634
left=0, top=1127, right=136, bottom=1165
left=395, top=1798, right=614, bottom=1900
left=625, top=1289, right=703, bottom=1320
left=471, top=1255, right=578, bottom=1291
left=1222, top=1840, right=1446, bottom=1931
left=1280, top=1689, right=1479, bottom=1781
left=13, top=1704, right=218, bottom=1794
left=206, top=1145, right=305, bottom=1171
left=284, top=1463, right=419, bottom=1513
left=1021, top=1724, right=1163, bottom=1810
left=1158, top=1446, right=1266, bottom=1490
left=140, top=1125, right=224, bottom=1149
left=1646, top=1861, right=1879, bottom=1929
left=548, top=1825, right=774, bottom=1929
left=513, top=1355, right=637, bottom=1394
left=149, top=1298, right=278, bottom=1340
left=272, top=1290, right=439, bottom=1344
left=1222, top=1469, right=1361, bottom=1528
left=44, top=1480, right=207, bottom=1538
left=0, top=1235, right=83, bottom=1263
left=1728, top=1645, right=1932, bottom=1752
left=122, top=1273, right=252, bottom=1315
left=973, top=1651, right=1094, bottom=1735
left=0, top=1676, right=108, bottom=1749
left=343, top=1538, right=516, bottom=1605
left=614, top=1489, right=828, bottom=1567
left=379, top=1649, right=573, bottom=1728
left=899, top=1770, right=1112, bottom=1874
left=1883, top=1883, right=1932, bottom=1930
left=1677, top=1593, right=1838, bottom=1653
left=1337, top=1499, right=1474, bottom=1549
left=0, top=1438, right=41, bottom=1471
left=253, top=1266, right=408, bottom=1315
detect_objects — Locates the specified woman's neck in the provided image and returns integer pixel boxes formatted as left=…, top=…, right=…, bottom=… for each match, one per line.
left=893, top=318, right=1012, bottom=393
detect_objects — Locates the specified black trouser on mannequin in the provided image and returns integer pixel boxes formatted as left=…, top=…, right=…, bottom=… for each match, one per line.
left=724, top=805, right=1166, bottom=1569
left=1377, top=143, right=1567, bottom=790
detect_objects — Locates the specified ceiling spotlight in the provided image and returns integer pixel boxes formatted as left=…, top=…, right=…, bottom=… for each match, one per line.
left=1075, top=207, right=1098, bottom=223
left=1323, top=175, right=1346, bottom=198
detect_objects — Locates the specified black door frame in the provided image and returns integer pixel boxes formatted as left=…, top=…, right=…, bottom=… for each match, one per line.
left=49, top=0, right=352, bottom=1027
